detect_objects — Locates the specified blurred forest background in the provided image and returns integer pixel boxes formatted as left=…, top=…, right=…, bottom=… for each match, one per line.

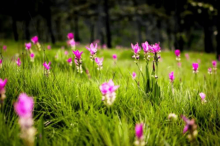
left=0, top=0, right=220, bottom=58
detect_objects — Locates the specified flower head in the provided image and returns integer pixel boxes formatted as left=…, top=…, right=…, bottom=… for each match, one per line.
left=169, top=72, right=174, bottom=83
left=64, top=51, right=69, bottom=55
left=67, top=58, right=72, bottom=64
left=175, top=50, right=180, bottom=57
left=0, top=79, right=7, bottom=91
left=199, top=92, right=207, bottom=103
left=30, top=53, right=35, bottom=59
left=192, top=63, right=199, bottom=73
left=185, top=53, right=190, bottom=60
left=14, top=93, right=34, bottom=118
left=3, top=45, right=7, bottom=50
left=67, top=33, right=74, bottom=39
left=181, top=115, right=198, bottom=141
left=43, top=62, right=51, bottom=70
left=212, top=61, right=217, bottom=68
left=86, top=43, right=98, bottom=55
left=135, top=123, right=144, bottom=139
left=73, top=50, right=83, bottom=60
left=95, top=57, right=104, bottom=70
left=150, top=43, right=161, bottom=54
left=16, top=58, right=21, bottom=67
left=0, top=59, right=2, bottom=64
left=112, top=54, right=117, bottom=60
left=69, top=39, right=75, bottom=47
left=47, top=45, right=51, bottom=50
left=142, top=41, right=150, bottom=53
left=25, top=43, right=31, bottom=50
left=208, top=68, right=212, bottom=74
left=132, top=72, right=137, bottom=79
left=131, top=43, right=141, bottom=54
left=31, top=36, right=38, bottom=44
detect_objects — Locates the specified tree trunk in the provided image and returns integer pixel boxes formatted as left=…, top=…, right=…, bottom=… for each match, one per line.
left=104, top=0, right=112, bottom=48
left=204, top=20, right=214, bottom=53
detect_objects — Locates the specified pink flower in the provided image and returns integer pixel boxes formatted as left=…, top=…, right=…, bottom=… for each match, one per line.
left=175, top=50, right=180, bottom=57
left=135, top=123, right=144, bottom=139
left=0, top=79, right=7, bottom=91
left=169, top=72, right=174, bottom=83
left=212, top=61, right=217, bottom=68
left=25, top=43, right=31, bottom=50
left=150, top=43, right=161, bottom=54
left=197, top=59, right=201, bottom=64
left=14, top=93, right=34, bottom=118
left=208, top=68, right=212, bottom=74
left=100, top=79, right=119, bottom=96
left=30, top=53, right=35, bottom=59
left=95, top=57, right=103, bottom=66
left=112, top=54, right=117, bottom=60
left=199, top=93, right=205, bottom=100
left=43, top=62, right=51, bottom=70
left=178, top=62, right=181, bottom=67
left=132, top=72, right=137, bottom=79
left=16, top=58, right=21, bottom=67
left=64, top=51, right=69, bottom=55
left=47, top=45, right=51, bottom=50
left=131, top=43, right=141, bottom=54
left=0, top=59, right=2, bottom=64
left=67, top=58, right=72, bottom=63
left=31, top=36, right=38, bottom=44
left=181, top=115, right=197, bottom=135
left=67, top=33, right=74, bottom=39
left=102, top=44, right=107, bottom=49
left=3, top=45, right=7, bottom=51
left=142, top=41, right=150, bottom=53
left=185, top=53, right=190, bottom=60
left=69, top=39, right=75, bottom=47
left=192, top=63, right=199, bottom=73
left=73, top=50, right=83, bottom=60
left=86, top=43, right=98, bottom=55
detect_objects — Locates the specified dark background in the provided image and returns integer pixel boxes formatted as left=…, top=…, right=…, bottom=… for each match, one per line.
left=0, top=0, right=220, bottom=58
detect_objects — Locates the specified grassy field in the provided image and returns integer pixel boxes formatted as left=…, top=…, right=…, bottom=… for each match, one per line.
left=0, top=40, right=220, bottom=146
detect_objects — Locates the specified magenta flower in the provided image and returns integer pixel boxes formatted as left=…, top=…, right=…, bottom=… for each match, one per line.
left=67, top=33, right=74, bottom=40
left=131, top=43, right=141, bottom=54
left=67, top=58, right=72, bottom=66
left=14, top=93, right=34, bottom=118
left=0, top=59, right=2, bottom=68
left=132, top=72, right=137, bottom=79
left=43, top=62, right=51, bottom=70
left=181, top=115, right=198, bottom=141
left=142, top=41, right=150, bottom=53
left=112, top=54, right=117, bottom=60
left=0, top=79, right=7, bottom=91
left=169, top=72, right=174, bottom=83
left=178, top=62, right=181, bottom=67
left=25, top=42, right=31, bottom=50
left=47, top=45, right=51, bottom=50
left=199, top=92, right=207, bottom=103
left=64, top=51, right=69, bottom=55
left=73, top=50, right=83, bottom=60
left=192, top=63, right=199, bottom=73
left=175, top=50, right=180, bottom=57
left=69, top=39, right=75, bottom=47
left=208, top=68, right=212, bottom=74
left=135, top=123, right=144, bottom=139
left=31, top=36, right=38, bottom=44
left=95, top=57, right=104, bottom=70
left=30, top=53, right=35, bottom=59
left=212, top=61, right=217, bottom=68
left=150, top=43, right=161, bottom=54
left=102, top=44, right=107, bottom=49
left=86, top=43, right=98, bottom=55
left=3, top=45, right=7, bottom=51
left=16, top=58, right=21, bottom=67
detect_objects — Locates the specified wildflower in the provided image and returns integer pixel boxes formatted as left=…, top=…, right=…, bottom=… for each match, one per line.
left=199, top=93, right=207, bottom=104
left=99, top=79, right=119, bottom=106
left=192, top=63, right=199, bottom=73
left=25, top=43, right=32, bottom=50
left=31, top=36, right=38, bottom=44
left=47, top=45, right=51, bottom=50
left=208, top=68, right=212, bottom=74
left=86, top=69, right=91, bottom=79
left=178, top=62, right=181, bottom=67
left=95, top=57, right=103, bottom=70
left=43, top=62, right=51, bottom=76
left=142, top=41, right=151, bottom=60
left=102, top=44, right=107, bottom=49
left=64, top=51, right=69, bottom=55
left=131, top=43, right=141, bottom=61
left=67, top=58, right=72, bottom=66
left=86, top=43, right=98, bottom=60
left=0, top=59, right=2, bottom=69
left=132, top=72, right=137, bottom=79
left=175, top=50, right=181, bottom=61
left=150, top=43, right=161, bottom=54
left=212, top=61, right=217, bottom=74
left=17, top=58, right=21, bottom=67
left=112, top=54, right=117, bottom=60
left=168, top=113, right=178, bottom=121
left=73, top=50, right=83, bottom=73
left=181, top=115, right=198, bottom=141
left=67, top=33, right=74, bottom=40
left=30, top=53, right=35, bottom=62
left=0, top=79, right=7, bottom=105
left=169, top=72, right=174, bottom=83
left=69, top=39, right=76, bottom=50
left=134, top=123, right=145, bottom=146
left=3, top=45, right=7, bottom=51
left=14, top=93, right=36, bottom=146
left=185, top=53, right=190, bottom=60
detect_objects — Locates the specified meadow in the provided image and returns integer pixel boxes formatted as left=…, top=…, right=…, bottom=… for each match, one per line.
left=0, top=38, right=220, bottom=146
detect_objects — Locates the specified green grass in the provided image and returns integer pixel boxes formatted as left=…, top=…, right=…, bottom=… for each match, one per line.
left=0, top=40, right=220, bottom=145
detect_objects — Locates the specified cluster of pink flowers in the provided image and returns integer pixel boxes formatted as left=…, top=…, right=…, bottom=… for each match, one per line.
left=43, top=62, right=51, bottom=76
left=30, top=53, right=35, bottom=62
left=192, top=63, right=199, bottom=73
left=25, top=43, right=32, bottom=50
left=73, top=50, right=83, bottom=73
left=86, top=43, right=98, bottom=60
left=99, top=79, right=119, bottom=106
left=169, top=72, right=175, bottom=83
left=181, top=115, right=198, bottom=141
left=0, top=78, right=7, bottom=104
left=67, top=33, right=75, bottom=50
left=95, top=57, right=103, bottom=70
left=14, top=93, right=36, bottom=145
left=134, top=123, right=145, bottom=146
left=16, top=58, right=21, bottom=67
left=0, top=59, right=2, bottom=69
